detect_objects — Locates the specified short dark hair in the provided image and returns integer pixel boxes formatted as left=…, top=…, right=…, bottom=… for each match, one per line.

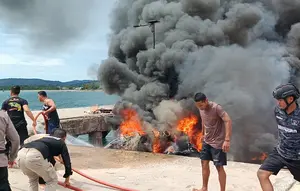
left=11, top=85, right=21, bottom=95
left=194, top=92, right=207, bottom=102
left=51, top=128, right=67, bottom=138
left=38, top=91, right=47, bottom=97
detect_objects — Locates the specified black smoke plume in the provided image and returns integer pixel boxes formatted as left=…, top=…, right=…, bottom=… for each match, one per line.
left=99, top=0, right=300, bottom=162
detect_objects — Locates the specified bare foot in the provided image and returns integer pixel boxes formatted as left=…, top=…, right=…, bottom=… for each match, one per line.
left=39, top=184, right=45, bottom=191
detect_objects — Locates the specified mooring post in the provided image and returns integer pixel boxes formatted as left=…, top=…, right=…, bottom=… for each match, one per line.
left=89, top=131, right=103, bottom=147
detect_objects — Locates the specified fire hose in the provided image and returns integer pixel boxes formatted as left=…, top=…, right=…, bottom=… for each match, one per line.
left=34, top=112, right=138, bottom=191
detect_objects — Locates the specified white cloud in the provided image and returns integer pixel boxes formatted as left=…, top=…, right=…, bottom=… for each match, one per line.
left=0, top=53, right=65, bottom=67
left=0, top=54, right=17, bottom=65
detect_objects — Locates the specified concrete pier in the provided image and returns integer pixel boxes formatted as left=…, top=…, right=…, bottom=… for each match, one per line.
left=60, top=114, right=112, bottom=136
left=88, top=131, right=103, bottom=146
left=26, top=106, right=114, bottom=146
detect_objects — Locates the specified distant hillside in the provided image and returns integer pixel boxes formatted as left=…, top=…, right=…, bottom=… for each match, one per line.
left=0, top=78, right=97, bottom=88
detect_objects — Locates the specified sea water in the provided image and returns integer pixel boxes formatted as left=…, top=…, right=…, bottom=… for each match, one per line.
left=0, top=90, right=120, bottom=110
left=0, top=90, right=120, bottom=146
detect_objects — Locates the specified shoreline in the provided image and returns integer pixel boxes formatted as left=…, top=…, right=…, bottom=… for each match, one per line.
left=1, top=89, right=104, bottom=92
left=25, top=105, right=114, bottom=132
left=29, top=105, right=114, bottom=118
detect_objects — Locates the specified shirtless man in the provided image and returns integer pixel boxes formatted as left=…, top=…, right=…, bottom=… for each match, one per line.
left=37, top=91, right=60, bottom=134
left=193, top=92, right=232, bottom=191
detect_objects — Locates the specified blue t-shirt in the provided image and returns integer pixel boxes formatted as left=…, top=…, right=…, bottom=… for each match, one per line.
left=274, top=106, right=300, bottom=160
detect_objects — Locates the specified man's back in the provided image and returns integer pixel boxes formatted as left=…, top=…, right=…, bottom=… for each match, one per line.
left=22, top=135, right=72, bottom=178
left=1, top=96, right=28, bottom=128
left=24, top=136, right=65, bottom=159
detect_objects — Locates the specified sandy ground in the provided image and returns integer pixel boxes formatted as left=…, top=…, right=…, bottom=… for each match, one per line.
left=15, top=107, right=297, bottom=190
left=290, top=182, right=300, bottom=191
left=8, top=146, right=295, bottom=191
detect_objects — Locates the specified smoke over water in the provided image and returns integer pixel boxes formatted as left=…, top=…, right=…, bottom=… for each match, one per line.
left=98, top=0, right=300, bottom=162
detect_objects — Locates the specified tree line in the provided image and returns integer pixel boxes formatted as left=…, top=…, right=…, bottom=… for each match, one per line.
left=0, top=82, right=101, bottom=91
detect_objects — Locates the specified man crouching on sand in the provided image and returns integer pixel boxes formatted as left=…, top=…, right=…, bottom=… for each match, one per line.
left=193, top=92, right=232, bottom=191
left=17, top=128, right=72, bottom=191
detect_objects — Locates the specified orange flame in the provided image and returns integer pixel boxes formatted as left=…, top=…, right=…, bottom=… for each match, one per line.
left=252, top=153, right=268, bottom=161
left=177, top=115, right=202, bottom=151
left=152, top=130, right=161, bottom=153
left=119, top=109, right=146, bottom=136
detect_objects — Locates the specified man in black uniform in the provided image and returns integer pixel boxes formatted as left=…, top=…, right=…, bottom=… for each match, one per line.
left=37, top=91, right=60, bottom=134
left=1, top=85, right=36, bottom=145
left=257, top=83, right=300, bottom=191
left=18, top=128, right=72, bottom=191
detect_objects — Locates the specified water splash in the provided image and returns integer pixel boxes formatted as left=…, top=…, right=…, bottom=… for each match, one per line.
left=34, top=123, right=94, bottom=147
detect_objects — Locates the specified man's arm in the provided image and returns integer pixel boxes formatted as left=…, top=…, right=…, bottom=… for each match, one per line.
left=221, top=112, right=232, bottom=141
left=5, top=113, right=20, bottom=162
left=216, top=105, right=232, bottom=141
left=1, top=101, right=8, bottom=111
left=43, top=99, right=56, bottom=115
left=60, top=142, right=73, bottom=178
left=201, top=116, right=205, bottom=141
left=22, top=99, right=37, bottom=130
left=23, top=104, right=35, bottom=122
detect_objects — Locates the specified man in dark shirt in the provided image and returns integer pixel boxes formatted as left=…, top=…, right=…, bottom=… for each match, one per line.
left=1, top=86, right=36, bottom=145
left=257, top=83, right=300, bottom=191
left=37, top=91, right=60, bottom=134
left=18, top=128, right=72, bottom=191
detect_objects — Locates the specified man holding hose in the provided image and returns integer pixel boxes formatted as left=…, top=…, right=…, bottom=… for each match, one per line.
left=17, top=128, right=72, bottom=191
left=37, top=91, right=60, bottom=134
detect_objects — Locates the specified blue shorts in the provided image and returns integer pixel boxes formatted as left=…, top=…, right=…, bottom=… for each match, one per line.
left=46, top=122, right=60, bottom=134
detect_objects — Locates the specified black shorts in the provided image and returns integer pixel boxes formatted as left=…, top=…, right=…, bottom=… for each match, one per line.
left=5, top=125, right=29, bottom=151
left=259, top=148, right=300, bottom=181
left=0, top=167, right=12, bottom=191
left=200, top=142, right=227, bottom=166
left=16, top=124, right=29, bottom=145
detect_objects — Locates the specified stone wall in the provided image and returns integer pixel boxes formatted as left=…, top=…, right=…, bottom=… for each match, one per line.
left=60, top=114, right=112, bottom=136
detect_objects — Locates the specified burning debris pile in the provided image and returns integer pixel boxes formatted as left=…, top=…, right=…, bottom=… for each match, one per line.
left=99, top=0, right=300, bottom=162
left=105, top=100, right=202, bottom=156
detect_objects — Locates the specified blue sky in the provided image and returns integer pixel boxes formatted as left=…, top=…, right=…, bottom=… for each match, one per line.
left=0, top=1, right=115, bottom=82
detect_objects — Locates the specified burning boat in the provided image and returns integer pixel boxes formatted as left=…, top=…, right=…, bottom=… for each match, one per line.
left=100, top=0, right=300, bottom=164
left=104, top=100, right=203, bottom=157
